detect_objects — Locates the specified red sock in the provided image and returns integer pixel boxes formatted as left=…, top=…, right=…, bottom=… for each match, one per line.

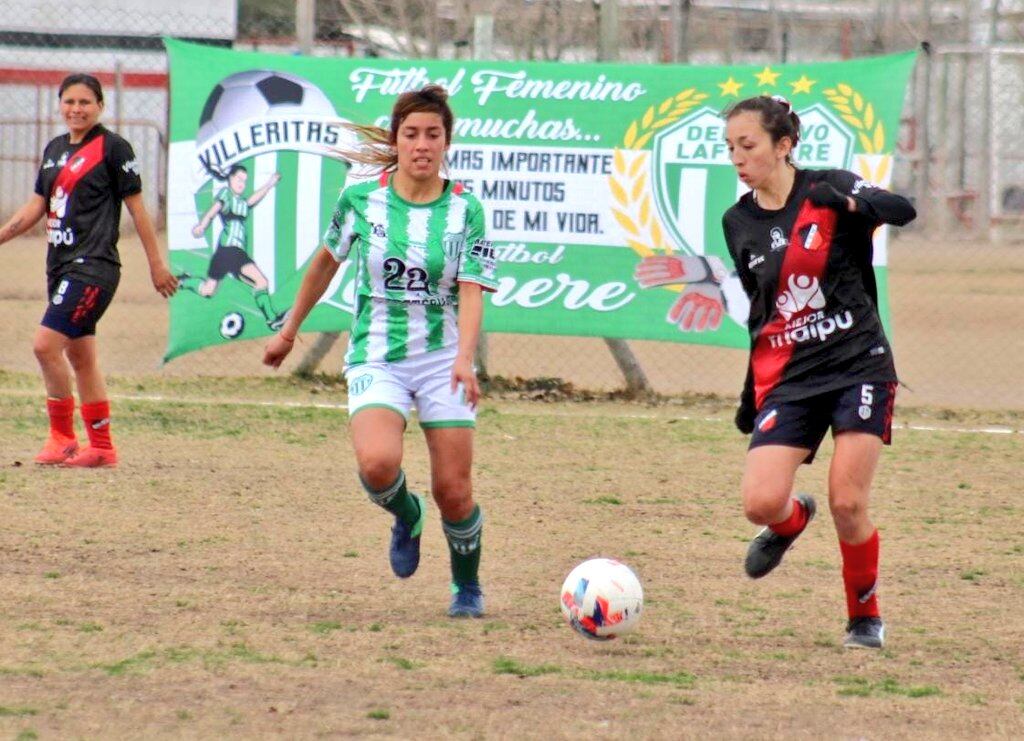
left=769, top=497, right=807, bottom=537
left=80, top=400, right=114, bottom=450
left=840, top=529, right=881, bottom=618
left=47, top=396, right=76, bottom=439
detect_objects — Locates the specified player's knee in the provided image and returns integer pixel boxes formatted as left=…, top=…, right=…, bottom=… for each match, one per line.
left=358, top=458, right=401, bottom=491
left=33, top=338, right=62, bottom=366
left=65, top=346, right=94, bottom=372
left=433, top=478, right=472, bottom=516
left=829, top=495, right=866, bottom=526
left=741, top=482, right=790, bottom=525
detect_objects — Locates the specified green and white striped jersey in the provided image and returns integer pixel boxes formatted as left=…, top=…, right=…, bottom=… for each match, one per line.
left=323, top=173, right=497, bottom=368
left=215, top=187, right=249, bottom=248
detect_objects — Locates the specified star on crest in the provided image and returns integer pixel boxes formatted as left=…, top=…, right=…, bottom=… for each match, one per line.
left=790, top=75, right=816, bottom=94
left=718, top=76, right=744, bottom=97
left=755, top=66, right=781, bottom=87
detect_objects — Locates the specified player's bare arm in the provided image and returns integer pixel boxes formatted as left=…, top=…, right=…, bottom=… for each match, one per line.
left=0, top=195, right=46, bottom=246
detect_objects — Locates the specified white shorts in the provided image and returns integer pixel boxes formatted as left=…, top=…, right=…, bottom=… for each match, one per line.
left=344, top=346, right=476, bottom=428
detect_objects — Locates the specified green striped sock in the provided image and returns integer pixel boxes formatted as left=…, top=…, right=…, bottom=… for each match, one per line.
left=442, top=505, right=483, bottom=586
left=360, top=470, right=421, bottom=528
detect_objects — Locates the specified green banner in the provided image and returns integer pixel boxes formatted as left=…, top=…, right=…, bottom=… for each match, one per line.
left=164, top=38, right=916, bottom=361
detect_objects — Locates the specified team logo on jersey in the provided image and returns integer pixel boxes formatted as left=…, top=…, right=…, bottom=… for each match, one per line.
left=442, top=233, right=465, bottom=259
left=799, top=223, right=825, bottom=251
left=852, top=179, right=879, bottom=195
left=757, top=408, right=778, bottom=432
left=769, top=227, right=787, bottom=252
left=49, top=186, right=68, bottom=219
left=776, top=274, right=826, bottom=320
left=370, top=222, right=387, bottom=239
left=347, top=374, right=373, bottom=396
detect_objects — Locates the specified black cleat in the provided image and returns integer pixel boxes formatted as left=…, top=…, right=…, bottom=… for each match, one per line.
left=744, top=493, right=816, bottom=579
left=844, top=616, right=885, bottom=649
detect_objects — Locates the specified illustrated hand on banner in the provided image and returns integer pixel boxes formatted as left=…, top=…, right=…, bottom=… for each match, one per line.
left=635, top=254, right=729, bottom=332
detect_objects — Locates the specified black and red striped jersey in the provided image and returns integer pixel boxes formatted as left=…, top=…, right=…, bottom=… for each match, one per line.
left=34, top=124, right=142, bottom=291
left=722, top=168, right=916, bottom=409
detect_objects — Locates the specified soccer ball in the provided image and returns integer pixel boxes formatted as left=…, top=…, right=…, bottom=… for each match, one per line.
left=560, top=558, right=643, bottom=641
left=219, top=311, right=245, bottom=339
left=197, top=69, right=337, bottom=144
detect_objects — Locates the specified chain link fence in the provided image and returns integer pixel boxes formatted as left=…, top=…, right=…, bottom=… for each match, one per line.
left=1, top=0, right=1021, bottom=411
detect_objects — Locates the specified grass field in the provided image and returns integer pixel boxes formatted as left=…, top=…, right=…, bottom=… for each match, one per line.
left=1, top=372, right=1022, bottom=738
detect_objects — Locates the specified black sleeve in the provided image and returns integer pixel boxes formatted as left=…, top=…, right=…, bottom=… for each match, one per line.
left=33, top=149, right=48, bottom=197
left=824, top=169, right=916, bottom=227
left=722, top=210, right=756, bottom=298
left=107, top=135, right=143, bottom=198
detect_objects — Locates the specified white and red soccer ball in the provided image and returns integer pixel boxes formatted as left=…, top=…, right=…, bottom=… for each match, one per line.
left=560, top=558, right=643, bottom=640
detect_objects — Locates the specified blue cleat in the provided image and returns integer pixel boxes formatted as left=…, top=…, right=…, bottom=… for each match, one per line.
left=448, top=582, right=485, bottom=618
left=389, top=493, right=425, bottom=578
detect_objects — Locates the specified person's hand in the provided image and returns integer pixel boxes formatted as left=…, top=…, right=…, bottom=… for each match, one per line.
left=150, top=264, right=178, bottom=298
left=735, top=400, right=756, bottom=434
left=666, top=283, right=725, bottom=332
left=191, top=224, right=204, bottom=238
left=451, top=355, right=479, bottom=410
left=634, top=255, right=722, bottom=288
left=263, top=333, right=295, bottom=369
left=808, top=181, right=854, bottom=213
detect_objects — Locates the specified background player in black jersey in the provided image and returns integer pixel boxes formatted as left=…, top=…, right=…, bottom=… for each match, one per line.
left=722, top=95, right=915, bottom=649
left=0, top=73, right=177, bottom=467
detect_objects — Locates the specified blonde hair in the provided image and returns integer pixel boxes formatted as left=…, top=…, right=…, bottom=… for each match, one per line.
left=338, top=84, right=454, bottom=172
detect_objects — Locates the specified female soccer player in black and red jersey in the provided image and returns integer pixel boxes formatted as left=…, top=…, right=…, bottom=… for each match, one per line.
left=722, top=95, right=916, bottom=649
left=0, top=73, right=177, bottom=467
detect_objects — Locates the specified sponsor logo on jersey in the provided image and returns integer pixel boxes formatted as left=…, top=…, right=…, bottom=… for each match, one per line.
left=775, top=274, right=826, bottom=320
left=757, top=408, right=778, bottom=432
left=748, top=253, right=765, bottom=270
left=766, top=308, right=854, bottom=349
left=869, top=345, right=886, bottom=356
left=68, top=155, right=87, bottom=173
left=370, top=222, right=387, bottom=238
left=49, top=186, right=68, bottom=219
left=769, top=226, right=787, bottom=252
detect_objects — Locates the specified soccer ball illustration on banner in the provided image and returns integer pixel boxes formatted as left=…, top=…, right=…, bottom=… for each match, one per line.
left=219, top=311, right=245, bottom=339
left=197, top=69, right=336, bottom=144
left=560, top=558, right=643, bottom=640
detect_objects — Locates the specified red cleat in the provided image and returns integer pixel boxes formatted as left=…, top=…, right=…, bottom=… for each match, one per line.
left=34, top=435, right=79, bottom=465
left=63, top=445, right=118, bottom=468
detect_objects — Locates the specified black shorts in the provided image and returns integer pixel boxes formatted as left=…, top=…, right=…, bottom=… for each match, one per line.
left=208, top=244, right=254, bottom=282
left=749, top=381, right=897, bottom=463
left=41, top=276, right=116, bottom=339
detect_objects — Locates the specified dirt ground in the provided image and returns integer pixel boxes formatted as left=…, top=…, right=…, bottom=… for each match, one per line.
left=0, top=379, right=1022, bottom=738
left=0, top=232, right=1021, bottom=411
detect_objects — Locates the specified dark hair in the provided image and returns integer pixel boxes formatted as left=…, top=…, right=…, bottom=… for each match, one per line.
left=202, top=162, right=247, bottom=182
left=58, top=73, right=104, bottom=104
left=725, top=95, right=801, bottom=162
left=341, top=84, right=454, bottom=171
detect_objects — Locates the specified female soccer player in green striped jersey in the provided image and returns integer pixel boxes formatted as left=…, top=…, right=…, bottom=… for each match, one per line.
left=263, top=85, right=496, bottom=618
